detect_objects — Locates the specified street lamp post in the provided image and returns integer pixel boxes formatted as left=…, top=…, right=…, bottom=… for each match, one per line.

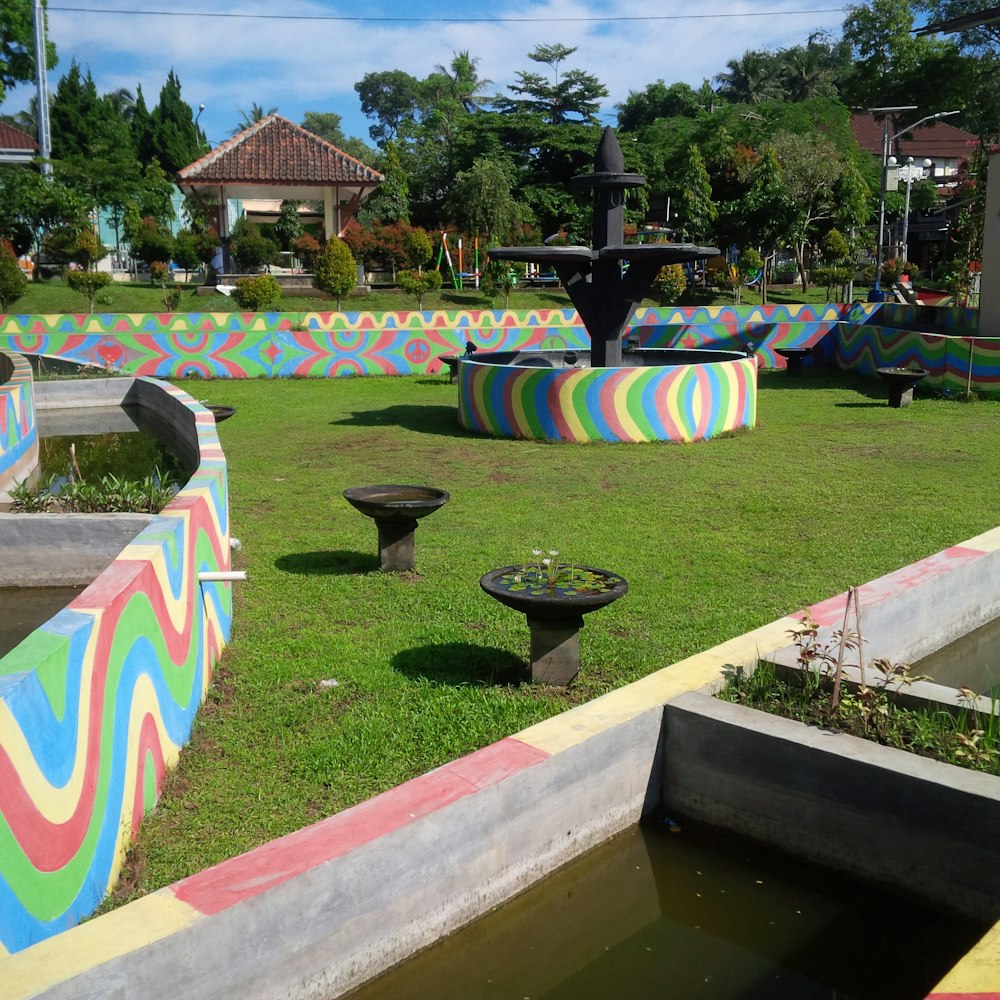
left=900, top=157, right=934, bottom=262
left=869, top=107, right=959, bottom=300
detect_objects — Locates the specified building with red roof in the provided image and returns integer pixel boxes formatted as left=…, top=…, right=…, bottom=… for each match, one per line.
left=0, top=122, right=38, bottom=167
left=177, top=115, right=383, bottom=271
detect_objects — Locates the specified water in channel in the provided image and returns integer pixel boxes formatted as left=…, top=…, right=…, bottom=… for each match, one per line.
left=916, top=615, right=1000, bottom=694
left=342, top=817, right=984, bottom=1000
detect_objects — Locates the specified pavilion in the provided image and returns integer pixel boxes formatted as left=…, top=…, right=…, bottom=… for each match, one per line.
left=177, top=115, right=383, bottom=273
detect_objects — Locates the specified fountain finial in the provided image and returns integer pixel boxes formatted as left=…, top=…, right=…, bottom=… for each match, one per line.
left=595, top=126, right=625, bottom=174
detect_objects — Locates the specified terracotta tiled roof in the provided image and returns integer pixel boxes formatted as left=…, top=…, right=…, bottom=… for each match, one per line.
left=177, top=114, right=383, bottom=186
left=850, top=113, right=978, bottom=161
left=0, top=122, right=37, bottom=152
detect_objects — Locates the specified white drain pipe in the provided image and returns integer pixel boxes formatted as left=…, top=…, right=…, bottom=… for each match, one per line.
left=198, top=571, right=247, bottom=583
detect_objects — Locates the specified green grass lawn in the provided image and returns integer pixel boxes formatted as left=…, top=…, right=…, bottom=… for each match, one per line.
left=104, top=368, right=1000, bottom=908
left=10, top=278, right=841, bottom=316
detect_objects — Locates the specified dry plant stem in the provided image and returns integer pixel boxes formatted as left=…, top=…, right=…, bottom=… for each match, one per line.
left=830, top=586, right=853, bottom=710
left=70, top=442, right=83, bottom=483
left=853, top=585, right=865, bottom=687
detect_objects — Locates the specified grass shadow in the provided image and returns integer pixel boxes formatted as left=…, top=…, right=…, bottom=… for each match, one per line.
left=392, top=641, right=526, bottom=686
left=275, top=549, right=378, bottom=575
left=330, top=404, right=467, bottom=436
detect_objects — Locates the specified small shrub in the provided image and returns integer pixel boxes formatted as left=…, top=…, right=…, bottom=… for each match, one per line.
left=65, top=270, right=112, bottom=314
left=292, top=233, right=320, bottom=270
left=162, top=287, right=182, bottom=311
left=398, top=268, right=442, bottom=309
left=0, top=246, right=28, bottom=311
left=312, top=238, right=358, bottom=309
left=231, top=219, right=278, bottom=272
left=881, top=257, right=921, bottom=285
left=232, top=274, right=282, bottom=311
left=651, top=264, right=687, bottom=306
left=149, top=260, right=169, bottom=285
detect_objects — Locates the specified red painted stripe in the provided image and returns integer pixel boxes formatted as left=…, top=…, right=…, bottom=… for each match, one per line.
left=926, top=993, right=1000, bottom=999
left=808, top=544, right=987, bottom=626
left=171, top=737, right=550, bottom=916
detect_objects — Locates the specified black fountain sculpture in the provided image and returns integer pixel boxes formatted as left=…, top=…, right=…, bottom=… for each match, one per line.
left=489, top=127, right=720, bottom=367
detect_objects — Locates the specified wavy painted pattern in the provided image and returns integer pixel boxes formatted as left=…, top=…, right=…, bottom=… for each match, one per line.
left=835, top=325, right=1000, bottom=397
left=0, top=305, right=873, bottom=379
left=0, top=352, right=37, bottom=492
left=0, top=380, right=232, bottom=954
left=458, top=357, right=757, bottom=443
left=0, top=310, right=589, bottom=378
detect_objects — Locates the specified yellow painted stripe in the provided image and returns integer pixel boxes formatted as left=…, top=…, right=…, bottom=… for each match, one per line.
left=611, top=368, right=645, bottom=441
left=957, top=526, right=1000, bottom=555
left=930, top=920, right=1000, bottom=994
left=0, top=891, right=199, bottom=999
left=517, top=617, right=800, bottom=755
left=557, top=371, right=588, bottom=442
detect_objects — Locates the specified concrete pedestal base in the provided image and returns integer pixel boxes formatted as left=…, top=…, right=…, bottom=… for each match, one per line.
left=888, top=385, right=916, bottom=408
left=375, top=517, right=418, bottom=572
left=527, top=615, right=584, bottom=685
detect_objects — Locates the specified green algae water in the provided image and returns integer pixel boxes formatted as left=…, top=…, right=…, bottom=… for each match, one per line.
left=344, top=818, right=983, bottom=1000
left=916, top=615, right=1000, bottom=694
left=36, top=405, right=186, bottom=486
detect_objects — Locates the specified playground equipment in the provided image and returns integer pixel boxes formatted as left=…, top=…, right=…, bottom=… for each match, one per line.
left=435, top=233, right=481, bottom=290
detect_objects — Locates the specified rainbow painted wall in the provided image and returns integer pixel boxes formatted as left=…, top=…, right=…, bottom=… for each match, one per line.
left=0, top=352, right=38, bottom=495
left=458, top=355, right=758, bottom=443
left=0, top=378, right=232, bottom=955
left=1, top=303, right=994, bottom=398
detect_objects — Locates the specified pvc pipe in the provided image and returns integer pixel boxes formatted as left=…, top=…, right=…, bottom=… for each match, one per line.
left=198, top=571, right=247, bottom=583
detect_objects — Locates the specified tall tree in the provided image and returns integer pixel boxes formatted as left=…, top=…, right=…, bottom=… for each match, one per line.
left=144, top=70, right=205, bottom=174
left=449, top=156, right=524, bottom=242
left=616, top=81, right=701, bottom=132
left=715, top=51, right=786, bottom=104
left=355, top=70, right=421, bottom=144
left=0, top=0, right=57, bottom=105
left=493, top=44, right=607, bottom=125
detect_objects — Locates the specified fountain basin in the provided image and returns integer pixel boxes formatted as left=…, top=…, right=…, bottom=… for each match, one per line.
left=344, top=484, right=450, bottom=572
left=876, top=366, right=928, bottom=407
left=480, top=564, right=627, bottom=684
left=457, top=349, right=757, bottom=443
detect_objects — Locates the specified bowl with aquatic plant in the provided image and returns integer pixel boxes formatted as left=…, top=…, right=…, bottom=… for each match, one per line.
left=480, top=548, right=628, bottom=620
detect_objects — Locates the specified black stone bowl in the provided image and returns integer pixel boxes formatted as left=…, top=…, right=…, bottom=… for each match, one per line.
left=343, top=484, right=450, bottom=522
left=480, top=565, right=628, bottom=621
left=205, top=404, right=236, bottom=422
left=876, top=366, right=928, bottom=386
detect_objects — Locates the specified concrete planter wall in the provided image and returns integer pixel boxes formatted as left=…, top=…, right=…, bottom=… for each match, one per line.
left=0, top=351, right=38, bottom=500
left=0, top=376, right=233, bottom=954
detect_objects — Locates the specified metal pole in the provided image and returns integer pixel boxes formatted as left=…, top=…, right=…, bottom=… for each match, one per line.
left=33, top=0, right=52, bottom=176
left=901, top=157, right=914, bottom=263
left=874, top=115, right=890, bottom=294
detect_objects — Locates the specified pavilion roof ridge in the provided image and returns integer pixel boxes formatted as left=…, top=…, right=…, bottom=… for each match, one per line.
left=177, top=114, right=383, bottom=186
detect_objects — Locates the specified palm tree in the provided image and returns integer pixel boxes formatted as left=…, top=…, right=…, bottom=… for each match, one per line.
left=433, top=51, right=491, bottom=112
left=104, top=87, right=136, bottom=121
left=232, top=103, right=278, bottom=135
left=714, top=51, right=786, bottom=104
left=777, top=41, right=843, bottom=102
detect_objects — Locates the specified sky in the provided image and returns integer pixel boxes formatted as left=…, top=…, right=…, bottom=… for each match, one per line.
left=8, top=0, right=851, bottom=154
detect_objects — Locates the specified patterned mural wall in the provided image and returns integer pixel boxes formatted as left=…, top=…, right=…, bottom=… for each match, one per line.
left=0, top=304, right=872, bottom=379
left=0, top=352, right=38, bottom=493
left=458, top=355, right=758, bottom=443
left=0, top=379, right=232, bottom=955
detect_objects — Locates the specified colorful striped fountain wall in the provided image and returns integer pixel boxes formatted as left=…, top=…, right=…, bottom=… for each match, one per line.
left=457, top=354, right=758, bottom=443
left=0, top=352, right=38, bottom=497
left=0, top=378, right=232, bottom=955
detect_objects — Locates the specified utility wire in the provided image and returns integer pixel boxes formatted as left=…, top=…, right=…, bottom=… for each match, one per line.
left=49, top=5, right=847, bottom=23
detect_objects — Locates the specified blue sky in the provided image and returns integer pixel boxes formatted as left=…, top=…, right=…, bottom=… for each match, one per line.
left=9, top=1, right=849, bottom=156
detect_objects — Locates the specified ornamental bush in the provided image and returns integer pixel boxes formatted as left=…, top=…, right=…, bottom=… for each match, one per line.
left=0, top=247, right=27, bottom=311
left=232, top=274, right=282, bottom=311
left=651, top=263, right=687, bottom=305
left=398, top=268, right=442, bottom=309
left=312, top=237, right=357, bottom=309
left=65, top=270, right=112, bottom=314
